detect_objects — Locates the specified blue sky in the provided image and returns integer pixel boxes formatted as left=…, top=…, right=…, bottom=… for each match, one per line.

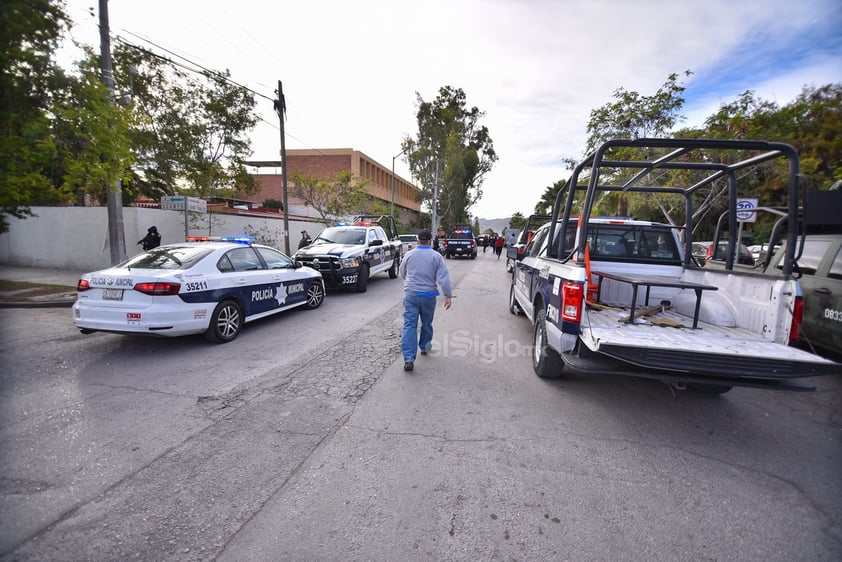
left=60, top=0, right=842, bottom=219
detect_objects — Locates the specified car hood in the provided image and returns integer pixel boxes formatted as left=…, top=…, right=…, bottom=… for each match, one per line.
left=296, top=243, right=363, bottom=258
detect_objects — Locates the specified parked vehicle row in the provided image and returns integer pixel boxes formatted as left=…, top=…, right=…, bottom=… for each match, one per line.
left=73, top=237, right=327, bottom=343
left=73, top=217, right=408, bottom=344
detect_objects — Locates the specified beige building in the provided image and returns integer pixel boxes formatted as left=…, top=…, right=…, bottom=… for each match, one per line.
left=244, top=148, right=421, bottom=225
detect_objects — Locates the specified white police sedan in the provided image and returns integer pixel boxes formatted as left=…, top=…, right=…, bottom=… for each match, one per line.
left=73, top=237, right=325, bottom=343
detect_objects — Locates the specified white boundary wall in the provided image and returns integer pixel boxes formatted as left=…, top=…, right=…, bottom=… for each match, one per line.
left=0, top=207, right=326, bottom=271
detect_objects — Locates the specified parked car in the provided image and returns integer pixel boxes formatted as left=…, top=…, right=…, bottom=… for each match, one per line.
left=399, top=234, right=419, bottom=254
left=699, top=241, right=755, bottom=266
left=73, top=237, right=325, bottom=343
left=748, top=243, right=779, bottom=265
left=766, top=232, right=842, bottom=358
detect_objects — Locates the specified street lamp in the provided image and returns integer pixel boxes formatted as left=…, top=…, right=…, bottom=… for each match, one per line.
left=391, top=146, right=409, bottom=220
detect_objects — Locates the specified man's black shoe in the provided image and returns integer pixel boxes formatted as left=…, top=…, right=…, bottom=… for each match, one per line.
left=404, top=362, right=414, bottom=371
left=420, top=350, right=427, bottom=355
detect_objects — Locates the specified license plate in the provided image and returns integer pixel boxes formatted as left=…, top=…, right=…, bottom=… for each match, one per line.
left=102, top=288, right=124, bottom=301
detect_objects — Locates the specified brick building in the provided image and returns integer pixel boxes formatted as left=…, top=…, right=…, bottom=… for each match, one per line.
left=243, top=148, right=421, bottom=226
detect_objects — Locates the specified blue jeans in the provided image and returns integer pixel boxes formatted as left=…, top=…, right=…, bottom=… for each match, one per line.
left=402, top=292, right=437, bottom=362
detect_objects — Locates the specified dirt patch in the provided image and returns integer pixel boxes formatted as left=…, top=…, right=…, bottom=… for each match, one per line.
left=0, top=280, right=76, bottom=302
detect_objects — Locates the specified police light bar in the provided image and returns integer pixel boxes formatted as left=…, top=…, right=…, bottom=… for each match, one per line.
left=220, top=236, right=255, bottom=244
left=355, top=221, right=372, bottom=226
left=186, top=235, right=254, bottom=244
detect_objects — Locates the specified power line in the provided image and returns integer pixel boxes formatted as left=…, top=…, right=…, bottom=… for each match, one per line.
left=117, top=31, right=274, bottom=103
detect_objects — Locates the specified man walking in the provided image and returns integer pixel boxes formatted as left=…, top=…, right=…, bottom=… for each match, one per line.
left=399, top=229, right=452, bottom=372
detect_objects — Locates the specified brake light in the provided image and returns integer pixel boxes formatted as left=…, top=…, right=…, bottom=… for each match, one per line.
left=133, top=282, right=181, bottom=296
left=470, top=240, right=476, bottom=248
left=77, top=279, right=91, bottom=292
left=561, top=281, right=584, bottom=322
left=789, top=295, right=804, bottom=342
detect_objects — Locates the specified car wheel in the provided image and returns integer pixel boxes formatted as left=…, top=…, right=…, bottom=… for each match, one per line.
left=533, top=307, right=563, bottom=379
left=508, top=283, right=521, bottom=315
left=356, top=263, right=369, bottom=293
left=388, top=252, right=400, bottom=279
left=446, top=252, right=451, bottom=259
left=305, top=280, right=325, bottom=309
left=205, top=300, right=242, bottom=343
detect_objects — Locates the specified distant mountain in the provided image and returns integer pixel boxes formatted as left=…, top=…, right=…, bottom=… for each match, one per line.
left=477, top=217, right=516, bottom=236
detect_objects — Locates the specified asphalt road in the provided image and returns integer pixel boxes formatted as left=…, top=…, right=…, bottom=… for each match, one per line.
left=1, top=251, right=840, bottom=561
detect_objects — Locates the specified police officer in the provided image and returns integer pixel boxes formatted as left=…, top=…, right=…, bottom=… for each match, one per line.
left=138, top=226, right=161, bottom=251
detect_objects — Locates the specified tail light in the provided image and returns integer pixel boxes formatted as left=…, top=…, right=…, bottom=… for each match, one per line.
left=561, top=281, right=584, bottom=323
left=134, top=282, right=181, bottom=296
left=77, top=279, right=91, bottom=292
left=789, top=295, right=804, bottom=342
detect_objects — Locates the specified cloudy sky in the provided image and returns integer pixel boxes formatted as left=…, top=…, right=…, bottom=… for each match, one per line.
left=60, top=0, right=842, bottom=219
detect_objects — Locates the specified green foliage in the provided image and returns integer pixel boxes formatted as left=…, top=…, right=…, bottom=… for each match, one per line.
left=52, top=51, right=135, bottom=205
left=403, top=86, right=497, bottom=228
left=291, top=170, right=370, bottom=224
left=262, top=198, right=284, bottom=209
left=0, top=0, right=68, bottom=232
left=508, top=212, right=526, bottom=231
left=112, top=44, right=259, bottom=202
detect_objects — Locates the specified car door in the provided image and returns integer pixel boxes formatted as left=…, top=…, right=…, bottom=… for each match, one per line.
left=798, top=237, right=842, bottom=355
left=254, top=246, right=311, bottom=309
left=220, top=246, right=276, bottom=317
left=513, top=225, right=550, bottom=320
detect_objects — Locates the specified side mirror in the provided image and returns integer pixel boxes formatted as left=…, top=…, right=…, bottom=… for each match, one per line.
left=294, top=260, right=304, bottom=268
left=369, top=239, right=384, bottom=247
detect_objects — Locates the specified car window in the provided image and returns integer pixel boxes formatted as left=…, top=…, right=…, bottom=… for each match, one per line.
left=224, top=247, right=264, bottom=272
left=255, top=246, right=294, bottom=269
left=313, top=227, right=366, bottom=245
left=526, top=225, right=550, bottom=257
left=368, top=229, right=378, bottom=243
left=792, top=240, right=832, bottom=275
left=122, top=246, right=212, bottom=270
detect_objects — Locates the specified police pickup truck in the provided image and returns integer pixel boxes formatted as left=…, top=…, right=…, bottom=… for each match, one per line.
left=444, top=224, right=477, bottom=259
left=508, top=138, right=838, bottom=393
left=293, top=217, right=401, bottom=292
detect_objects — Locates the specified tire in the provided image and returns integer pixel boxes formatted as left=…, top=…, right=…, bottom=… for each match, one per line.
left=446, top=252, right=451, bottom=259
left=533, top=307, right=564, bottom=379
left=205, top=300, right=242, bottom=343
left=508, top=283, right=521, bottom=315
left=355, top=263, right=369, bottom=293
left=690, top=383, right=733, bottom=395
left=305, top=280, right=325, bottom=309
left=388, top=252, right=400, bottom=279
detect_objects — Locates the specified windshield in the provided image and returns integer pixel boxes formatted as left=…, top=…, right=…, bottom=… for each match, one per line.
left=120, top=246, right=213, bottom=270
left=313, top=227, right=366, bottom=245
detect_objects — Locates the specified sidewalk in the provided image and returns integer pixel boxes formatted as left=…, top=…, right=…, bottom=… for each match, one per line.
left=0, top=265, right=82, bottom=308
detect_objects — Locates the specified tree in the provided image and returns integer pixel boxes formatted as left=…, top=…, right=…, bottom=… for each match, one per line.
left=112, top=44, right=259, bottom=201
left=508, top=212, right=526, bottom=231
left=0, top=0, right=68, bottom=232
left=534, top=180, right=566, bottom=215
left=403, top=86, right=497, bottom=230
left=290, top=170, right=370, bottom=224
left=52, top=50, right=134, bottom=205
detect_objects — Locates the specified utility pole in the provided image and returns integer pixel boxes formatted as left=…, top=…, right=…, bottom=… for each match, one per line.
left=432, top=159, right=439, bottom=236
left=275, top=81, right=291, bottom=255
left=98, top=0, right=126, bottom=264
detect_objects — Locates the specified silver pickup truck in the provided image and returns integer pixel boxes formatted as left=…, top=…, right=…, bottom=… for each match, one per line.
left=508, top=138, right=838, bottom=393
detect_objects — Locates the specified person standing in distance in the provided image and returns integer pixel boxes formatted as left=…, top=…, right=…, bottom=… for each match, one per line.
left=399, top=229, right=452, bottom=372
